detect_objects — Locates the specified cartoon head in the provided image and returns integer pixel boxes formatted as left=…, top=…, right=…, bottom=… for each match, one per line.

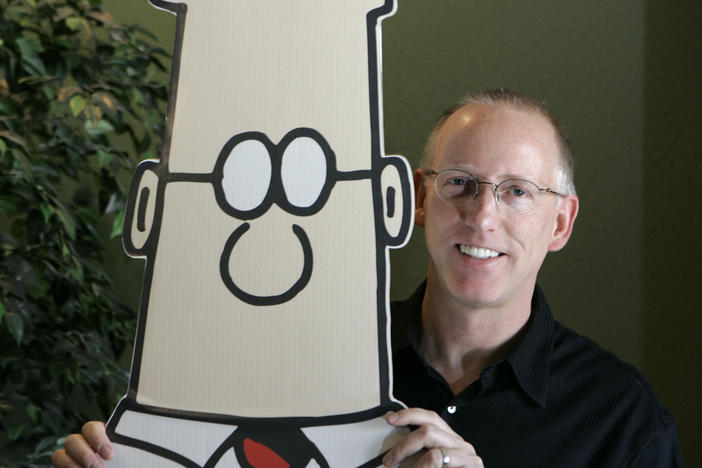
left=119, top=0, right=411, bottom=420
left=213, top=128, right=356, bottom=306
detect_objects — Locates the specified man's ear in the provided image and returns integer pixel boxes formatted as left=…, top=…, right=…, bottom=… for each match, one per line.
left=413, top=169, right=427, bottom=227
left=548, top=194, right=579, bottom=252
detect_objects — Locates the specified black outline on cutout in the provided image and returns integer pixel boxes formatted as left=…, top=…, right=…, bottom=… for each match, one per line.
left=379, top=156, right=414, bottom=247
left=385, top=186, right=396, bottom=219
left=220, top=223, right=313, bottom=306
left=366, top=2, right=413, bottom=410
left=212, top=128, right=356, bottom=221
left=166, top=127, right=376, bottom=307
left=108, top=398, right=404, bottom=467
left=227, top=425, right=329, bottom=468
left=109, top=0, right=414, bottom=465
left=136, top=187, right=150, bottom=232
left=122, top=159, right=164, bottom=257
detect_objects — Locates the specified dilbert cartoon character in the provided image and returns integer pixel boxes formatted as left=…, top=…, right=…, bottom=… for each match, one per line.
left=103, top=0, right=415, bottom=466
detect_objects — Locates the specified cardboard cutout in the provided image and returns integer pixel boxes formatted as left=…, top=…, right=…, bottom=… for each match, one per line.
left=106, top=1, right=414, bottom=466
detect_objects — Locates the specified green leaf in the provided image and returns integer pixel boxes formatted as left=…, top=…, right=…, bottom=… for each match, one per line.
left=97, top=149, right=114, bottom=167
left=0, top=130, right=29, bottom=151
left=68, top=262, right=84, bottom=282
left=111, top=210, right=125, bottom=238
left=7, top=424, right=26, bottom=441
left=16, top=37, right=46, bottom=75
left=64, top=51, right=82, bottom=70
left=105, top=193, right=123, bottom=214
left=142, top=148, right=156, bottom=160
left=131, top=87, right=144, bottom=105
left=58, top=86, right=81, bottom=102
left=0, top=4, right=165, bottom=460
left=39, top=434, right=62, bottom=452
left=26, top=403, right=40, bottom=424
left=21, top=55, right=47, bottom=75
left=70, top=95, right=87, bottom=116
left=40, top=203, right=54, bottom=223
left=84, top=119, right=115, bottom=137
left=5, top=312, right=24, bottom=345
left=16, top=37, right=44, bottom=57
left=65, top=17, right=86, bottom=32
left=87, top=10, right=115, bottom=26
left=56, top=208, right=77, bottom=240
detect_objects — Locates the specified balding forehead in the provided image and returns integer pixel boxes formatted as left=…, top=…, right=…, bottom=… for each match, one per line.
left=423, top=92, right=575, bottom=193
left=433, top=103, right=563, bottom=182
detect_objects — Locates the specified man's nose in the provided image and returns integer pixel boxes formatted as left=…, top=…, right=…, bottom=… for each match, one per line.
left=458, top=186, right=499, bottom=231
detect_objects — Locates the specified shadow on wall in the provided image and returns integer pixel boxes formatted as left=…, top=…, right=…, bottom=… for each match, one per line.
left=643, top=0, right=702, bottom=465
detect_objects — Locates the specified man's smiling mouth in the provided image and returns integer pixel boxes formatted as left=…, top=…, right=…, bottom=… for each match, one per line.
left=458, top=244, right=502, bottom=259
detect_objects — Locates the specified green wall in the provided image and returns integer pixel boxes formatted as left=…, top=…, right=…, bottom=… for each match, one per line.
left=644, top=0, right=702, bottom=464
left=103, top=0, right=700, bottom=464
left=383, top=1, right=646, bottom=370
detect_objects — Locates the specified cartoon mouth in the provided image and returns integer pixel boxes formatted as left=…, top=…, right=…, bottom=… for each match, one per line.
left=458, top=244, right=502, bottom=259
left=220, top=223, right=313, bottom=306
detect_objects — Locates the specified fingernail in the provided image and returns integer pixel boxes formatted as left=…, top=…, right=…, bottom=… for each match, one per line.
left=97, top=444, right=112, bottom=460
left=87, top=459, right=105, bottom=468
left=382, top=453, right=393, bottom=467
left=386, top=412, right=398, bottom=424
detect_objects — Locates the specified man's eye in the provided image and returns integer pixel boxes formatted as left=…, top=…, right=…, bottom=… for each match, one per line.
left=501, top=183, right=533, bottom=199
left=446, top=177, right=469, bottom=186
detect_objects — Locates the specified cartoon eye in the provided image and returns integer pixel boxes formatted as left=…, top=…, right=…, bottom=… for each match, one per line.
left=281, top=136, right=327, bottom=208
left=221, top=139, right=272, bottom=211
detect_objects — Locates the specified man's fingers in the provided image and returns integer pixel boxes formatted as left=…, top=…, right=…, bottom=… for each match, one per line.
left=413, top=447, right=484, bottom=468
left=61, top=433, right=107, bottom=468
left=51, top=449, right=82, bottom=468
left=384, top=409, right=483, bottom=467
left=81, top=421, right=112, bottom=460
left=382, top=422, right=462, bottom=466
left=386, top=408, right=452, bottom=432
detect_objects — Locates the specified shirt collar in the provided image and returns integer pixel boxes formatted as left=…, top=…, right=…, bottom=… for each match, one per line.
left=391, top=281, right=555, bottom=408
left=390, top=280, right=426, bottom=354
left=503, top=284, right=555, bottom=408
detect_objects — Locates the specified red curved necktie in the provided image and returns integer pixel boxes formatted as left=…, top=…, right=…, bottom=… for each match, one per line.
left=243, top=437, right=291, bottom=468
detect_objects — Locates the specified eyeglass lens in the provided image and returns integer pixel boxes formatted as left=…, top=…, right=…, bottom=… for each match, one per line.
left=433, top=170, right=540, bottom=213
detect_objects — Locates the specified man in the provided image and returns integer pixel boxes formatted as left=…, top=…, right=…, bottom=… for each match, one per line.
left=53, top=89, right=681, bottom=467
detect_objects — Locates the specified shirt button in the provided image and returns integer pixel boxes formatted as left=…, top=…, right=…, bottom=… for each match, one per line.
left=447, top=405, right=457, bottom=414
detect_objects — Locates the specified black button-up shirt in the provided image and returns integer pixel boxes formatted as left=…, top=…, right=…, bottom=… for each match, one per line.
left=391, top=282, right=681, bottom=467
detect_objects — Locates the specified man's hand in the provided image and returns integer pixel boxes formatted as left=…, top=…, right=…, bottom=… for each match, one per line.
left=52, top=421, right=112, bottom=468
left=383, top=408, right=483, bottom=468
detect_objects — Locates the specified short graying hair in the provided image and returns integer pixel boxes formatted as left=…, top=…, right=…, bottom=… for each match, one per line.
left=420, top=88, right=576, bottom=195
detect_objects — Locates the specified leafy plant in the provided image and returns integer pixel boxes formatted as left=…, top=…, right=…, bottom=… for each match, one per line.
left=0, top=0, right=168, bottom=465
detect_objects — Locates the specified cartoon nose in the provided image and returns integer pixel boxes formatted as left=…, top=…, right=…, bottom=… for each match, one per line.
left=220, top=218, right=313, bottom=306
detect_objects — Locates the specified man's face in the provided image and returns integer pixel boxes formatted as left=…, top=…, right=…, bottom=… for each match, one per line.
left=415, top=103, right=578, bottom=310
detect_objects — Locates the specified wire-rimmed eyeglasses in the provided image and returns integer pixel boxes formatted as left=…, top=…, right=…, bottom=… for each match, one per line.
left=424, top=168, right=564, bottom=214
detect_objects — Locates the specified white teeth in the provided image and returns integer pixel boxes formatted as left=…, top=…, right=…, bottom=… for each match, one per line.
left=459, top=245, right=500, bottom=259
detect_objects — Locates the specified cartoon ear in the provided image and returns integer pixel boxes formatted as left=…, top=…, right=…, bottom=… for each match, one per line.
left=380, top=156, right=414, bottom=247
left=123, top=160, right=161, bottom=256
